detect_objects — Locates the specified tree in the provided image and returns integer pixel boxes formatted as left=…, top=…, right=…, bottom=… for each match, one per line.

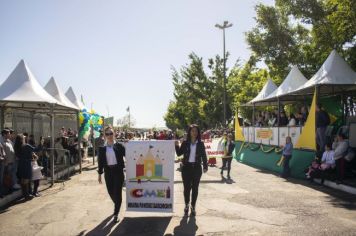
left=164, top=53, right=231, bottom=130
left=227, top=59, right=269, bottom=120
left=246, top=0, right=356, bottom=80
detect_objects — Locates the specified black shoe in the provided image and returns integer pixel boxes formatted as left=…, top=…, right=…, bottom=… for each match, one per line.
left=113, top=215, right=119, bottom=223
left=184, top=204, right=189, bottom=215
left=24, top=195, right=33, bottom=201
left=227, top=175, right=231, bottom=180
left=190, top=206, right=196, bottom=216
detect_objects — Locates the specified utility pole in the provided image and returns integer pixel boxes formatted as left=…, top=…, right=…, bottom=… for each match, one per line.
left=215, top=21, right=233, bottom=127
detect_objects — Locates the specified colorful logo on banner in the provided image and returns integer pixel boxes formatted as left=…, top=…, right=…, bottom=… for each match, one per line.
left=126, top=141, right=175, bottom=213
left=256, top=129, right=273, bottom=140
left=129, top=145, right=169, bottom=183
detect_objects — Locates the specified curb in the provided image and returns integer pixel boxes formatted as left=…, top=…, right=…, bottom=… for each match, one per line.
left=313, top=179, right=356, bottom=195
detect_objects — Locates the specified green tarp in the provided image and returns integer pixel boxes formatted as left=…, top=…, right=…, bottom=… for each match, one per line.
left=233, top=141, right=315, bottom=179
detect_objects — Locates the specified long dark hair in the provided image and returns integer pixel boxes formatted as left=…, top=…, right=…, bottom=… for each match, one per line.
left=14, top=134, right=24, bottom=157
left=186, top=124, right=201, bottom=143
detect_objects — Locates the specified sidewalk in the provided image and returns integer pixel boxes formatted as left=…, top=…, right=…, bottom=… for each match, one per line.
left=313, top=178, right=356, bottom=195
left=0, top=157, right=94, bottom=209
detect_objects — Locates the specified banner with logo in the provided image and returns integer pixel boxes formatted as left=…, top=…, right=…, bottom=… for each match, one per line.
left=126, top=140, right=175, bottom=213
left=203, top=138, right=225, bottom=158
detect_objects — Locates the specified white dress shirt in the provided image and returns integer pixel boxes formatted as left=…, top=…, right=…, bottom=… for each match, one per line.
left=106, top=145, right=117, bottom=166
left=189, top=141, right=198, bottom=163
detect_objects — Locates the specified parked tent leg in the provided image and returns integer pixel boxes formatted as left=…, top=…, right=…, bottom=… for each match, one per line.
left=50, top=105, right=55, bottom=186
left=77, top=112, right=82, bottom=173
left=277, top=98, right=280, bottom=146
left=0, top=106, right=4, bottom=130
left=30, top=111, right=34, bottom=136
left=252, top=104, right=255, bottom=126
left=92, top=124, right=95, bottom=165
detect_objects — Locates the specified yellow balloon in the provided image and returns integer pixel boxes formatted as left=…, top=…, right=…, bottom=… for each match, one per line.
left=79, top=114, right=84, bottom=124
left=98, top=119, right=103, bottom=125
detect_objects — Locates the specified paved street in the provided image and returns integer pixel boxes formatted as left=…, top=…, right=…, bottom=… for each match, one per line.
left=0, top=160, right=355, bottom=236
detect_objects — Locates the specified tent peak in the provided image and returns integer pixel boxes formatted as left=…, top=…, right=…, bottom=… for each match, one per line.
left=44, top=77, right=78, bottom=110
left=0, top=60, right=59, bottom=104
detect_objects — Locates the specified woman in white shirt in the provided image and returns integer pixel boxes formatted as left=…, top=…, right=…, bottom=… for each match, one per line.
left=98, top=126, right=125, bottom=223
left=175, top=124, right=208, bottom=216
left=287, top=114, right=296, bottom=127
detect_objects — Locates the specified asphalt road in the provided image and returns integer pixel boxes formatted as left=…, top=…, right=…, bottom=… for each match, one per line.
left=0, top=160, right=355, bottom=236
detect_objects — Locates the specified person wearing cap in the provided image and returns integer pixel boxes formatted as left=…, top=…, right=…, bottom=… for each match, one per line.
left=2, top=129, right=20, bottom=191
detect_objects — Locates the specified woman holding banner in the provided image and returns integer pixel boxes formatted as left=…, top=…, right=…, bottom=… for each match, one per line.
left=175, top=124, right=208, bottom=216
left=98, top=126, right=125, bottom=223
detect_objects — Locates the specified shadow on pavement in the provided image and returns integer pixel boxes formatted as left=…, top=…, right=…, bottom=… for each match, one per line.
left=169, top=215, right=198, bottom=236
left=85, top=216, right=172, bottom=236
left=255, top=168, right=356, bottom=210
left=174, top=180, right=223, bottom=184
left=82, top=166, right=98, bottom=171
left=80, top=216, right=114, bottom=236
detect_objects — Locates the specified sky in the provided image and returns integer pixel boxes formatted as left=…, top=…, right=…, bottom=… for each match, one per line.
left=0, top=0, right=274, bottom=128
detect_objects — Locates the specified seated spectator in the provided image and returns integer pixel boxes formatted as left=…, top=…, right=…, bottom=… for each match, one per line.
left=278, top=111, right=288, bottom=126
left=320, top=143, right=336, bottom=170
left=305, top=143, right=335, bottom=180
left=295, top=112, right=304, bottom=126
left=301, top=106, right=308, bottom=124
left=287, top=114, right=296, bottom=127
left=255, top=115, right=264, bottom=127
left=268, top=114, right=277, bottom=127
left=264, top=111, right=270, bottom=126
left=332, top=133, right=349, bottom=183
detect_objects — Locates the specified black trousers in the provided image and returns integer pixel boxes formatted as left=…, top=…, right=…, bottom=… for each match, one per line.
left=220, top=157, right=232, bottom=176
left=282, top=155, right=292, bottom=177
left=104, top=165, right=124, bottom=215
left=181, top=164, right=202, bottom=208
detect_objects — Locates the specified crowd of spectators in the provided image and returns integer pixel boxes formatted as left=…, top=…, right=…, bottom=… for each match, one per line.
left=0, top=126, right=80, bottom=199
left=251, top=106, right=308, bottom=127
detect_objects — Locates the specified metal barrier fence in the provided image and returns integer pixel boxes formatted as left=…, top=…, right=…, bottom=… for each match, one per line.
left=37, top=147, right=80, bottom=183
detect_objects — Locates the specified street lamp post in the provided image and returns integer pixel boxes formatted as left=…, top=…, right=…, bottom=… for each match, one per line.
left=215, top=21, right=232, bottom=128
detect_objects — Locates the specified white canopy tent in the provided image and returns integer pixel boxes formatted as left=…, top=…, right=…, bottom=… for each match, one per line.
left=44, top=77, right=79, bottom=110
left=253, top=66, right=309, bottom=106
left=65, top=86, right=85, bottom=110
left=0, top=60, right=82, bottom=184
left=284, top=50, right=356, bottom=99
left=247, top=78, right=277, bottom=105
left=266, top=66, right=308, bottom=99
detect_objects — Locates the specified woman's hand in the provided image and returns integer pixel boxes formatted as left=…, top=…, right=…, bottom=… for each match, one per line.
left=175, top=140, right=179, bottom=146
left=98, top=175, right=102, bottom=184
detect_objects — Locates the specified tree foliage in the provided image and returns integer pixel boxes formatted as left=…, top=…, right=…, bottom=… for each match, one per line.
left=164, top=53, right=231, bottom=130
left=165, top=0, right=355, bottom=129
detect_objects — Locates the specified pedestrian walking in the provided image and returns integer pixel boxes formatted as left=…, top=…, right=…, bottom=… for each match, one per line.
left=97, top=126, right=125, bottom=223
left=220, top=133, right=235, bottom=180
left=281, top=136, right=293, bottom=178
left=175, top=124, right=208, bottom=216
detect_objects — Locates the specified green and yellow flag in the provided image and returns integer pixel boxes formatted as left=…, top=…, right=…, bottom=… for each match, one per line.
left=295, top=89, right=316, bottom=150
